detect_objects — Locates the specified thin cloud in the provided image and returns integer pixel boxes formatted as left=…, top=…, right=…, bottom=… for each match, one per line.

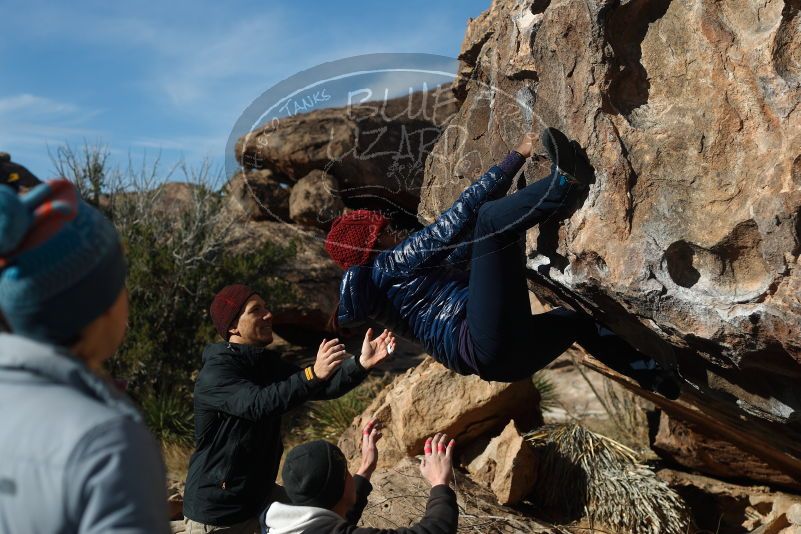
left=0, top=94, right=79, bottom=117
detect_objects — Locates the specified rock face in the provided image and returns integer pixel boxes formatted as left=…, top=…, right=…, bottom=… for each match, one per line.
left=466, top=420, right=539, bottom=505
left=338, top=358, right=542, bottom=471
left=225, top=169, right=291, bottom=221
left=651, top=411, right=800, bottom=491
left=289, top=170, right=345, bottom=228
left=422, top=0, right=801, bottom=482
left=237, top=86, right=459, bottom=215
left=359, top=458, right=554, bottom=533
left=658, top=468, right=801, bottom=534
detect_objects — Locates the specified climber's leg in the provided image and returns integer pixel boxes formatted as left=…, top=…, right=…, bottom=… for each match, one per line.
left=472, top=169, right=573, bottom=237
left=467, top=299, right=682, bottom=397
left=572, top=324, right=682, bottom=399
left=464, top=172, right=576, bottom=379
left=469, top=307, right=590, bottom=382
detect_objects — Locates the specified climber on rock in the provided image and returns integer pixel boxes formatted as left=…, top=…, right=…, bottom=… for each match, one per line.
left=324, top=127, right=679, bottom=399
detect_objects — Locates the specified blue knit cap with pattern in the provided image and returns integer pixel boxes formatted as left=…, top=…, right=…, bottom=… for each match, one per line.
left=0, top=180, right=126, bottom=345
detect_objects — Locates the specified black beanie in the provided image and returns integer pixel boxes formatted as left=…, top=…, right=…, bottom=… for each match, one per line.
left=0, top=153, right=40, bottom=192
left=282, top=440, right=348, bottom=509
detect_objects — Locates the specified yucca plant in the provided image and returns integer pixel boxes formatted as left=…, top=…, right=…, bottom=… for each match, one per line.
left=526, top=423, right=689, bottom=534
left=533, top=371, right=559, bottom=412
left=139, top=391, right=195, bottom=446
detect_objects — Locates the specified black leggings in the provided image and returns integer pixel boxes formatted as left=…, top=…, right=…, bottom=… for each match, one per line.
left=465, top=172, right=604, bottom=382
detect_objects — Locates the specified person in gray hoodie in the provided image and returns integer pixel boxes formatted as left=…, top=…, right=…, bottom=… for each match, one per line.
left=0, top=177, right=170, bottom=533
left=262, top=422, right=457, bottom=534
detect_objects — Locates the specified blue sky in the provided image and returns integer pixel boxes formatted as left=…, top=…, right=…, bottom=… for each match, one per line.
left=0, top=1, right=489, bottom=181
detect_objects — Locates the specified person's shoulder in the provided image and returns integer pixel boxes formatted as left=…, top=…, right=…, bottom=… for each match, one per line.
left=1, top=383, right=153, bottom=478
left=70, top=414, right=161, bottom=464
left=198, top=342, right=237, bottom=372
left=342, top=264, right=372, bottom=284
left=201, top=342, right=231, bottom=361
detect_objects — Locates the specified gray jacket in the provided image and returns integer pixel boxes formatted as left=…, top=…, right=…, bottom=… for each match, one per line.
left=0, top=334, right=170, bottom=534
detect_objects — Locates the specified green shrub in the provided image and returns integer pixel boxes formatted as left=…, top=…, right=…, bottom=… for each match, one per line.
left=52, top=143, right=297, bottom=444
left=140, top=391, right=195, bottom=446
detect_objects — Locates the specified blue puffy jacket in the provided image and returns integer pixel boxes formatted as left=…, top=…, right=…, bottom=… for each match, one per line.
left=337, top=165, right=513, bottom=373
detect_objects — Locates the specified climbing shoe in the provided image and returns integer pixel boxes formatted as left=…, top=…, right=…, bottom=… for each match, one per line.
left=540, top=127, right=595, bottom=187
left=588, top=324, right=682, bottom=400
left=626, top=357, right=682, bottom=400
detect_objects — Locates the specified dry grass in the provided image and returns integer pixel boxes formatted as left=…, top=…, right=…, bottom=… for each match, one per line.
left=526, top=423, right=689, bottom=534
left=283, top=374, right=390, bottom=448
left=162, top=441, right=193, bottom=483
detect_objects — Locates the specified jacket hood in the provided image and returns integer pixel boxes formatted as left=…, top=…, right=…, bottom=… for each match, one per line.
left=0, top=333, right=142, bottom=422
left=263, top=502, right=343, bottom=534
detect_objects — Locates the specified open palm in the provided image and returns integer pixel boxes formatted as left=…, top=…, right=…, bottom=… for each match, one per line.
left=359, top=328, right=395, bottom=370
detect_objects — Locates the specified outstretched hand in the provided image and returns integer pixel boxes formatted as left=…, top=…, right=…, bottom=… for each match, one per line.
left=359, top=328, right=396, bottom=370
left=515, top=131, right=537, bottom=158
left=356, top=419, right=382, bottom=479
left=313, top=338, right=347, bottom=380
left=419, top=433, right=455, bottom=487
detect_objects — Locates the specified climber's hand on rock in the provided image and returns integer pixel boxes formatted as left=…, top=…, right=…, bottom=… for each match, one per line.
left=420, top=433, right=455, bottom=487
left=314, top=338, right=347, bottom=380
left=515, top=131, right=537, bottom=158
left=359, top=328, right=396, bottom=370
left=356, top=419, right=382, bottom=479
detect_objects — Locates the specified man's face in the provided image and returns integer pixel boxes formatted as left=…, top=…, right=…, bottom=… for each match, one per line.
left=229, top=294, right=273, bottom=346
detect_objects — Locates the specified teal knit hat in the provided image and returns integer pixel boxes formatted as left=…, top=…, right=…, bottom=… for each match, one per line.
left=0, top=179, right=126, bottom=345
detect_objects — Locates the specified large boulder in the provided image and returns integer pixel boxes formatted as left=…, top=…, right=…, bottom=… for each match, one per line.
left=658, top=468, right=801, bottom=533
left=338, top=357, right=542, bottom=471
left=360, top=457, right=554, bottom=533
left=466, top=419, right=539, bottom=505
left=421, top=0, right=801, bottom=483
left=236, top=86, right=459, bottom=214
left=289, top=170, right=345, bottom=228
left=224, top=169, right=290, bottom=221
left=651, top=411, right=800, bottom=491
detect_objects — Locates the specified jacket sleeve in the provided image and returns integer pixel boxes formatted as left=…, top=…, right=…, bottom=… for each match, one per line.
left=197, top=359, right=325, bottom=422
left=440, top=236, right=472, bottom=268
left=374, top=165, right=513, bottom=274
left=345, top=475, right=373, bottom=525
left=347, top=485, right=458, bottom=534
left=67, top=417, right=170, bottom=534
left=309, top=356, right=369, bottom=401
left=337, top=266, right=372, bottom=329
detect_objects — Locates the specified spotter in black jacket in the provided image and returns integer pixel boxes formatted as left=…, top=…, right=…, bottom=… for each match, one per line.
left=183, top=342, right=369, bottom=526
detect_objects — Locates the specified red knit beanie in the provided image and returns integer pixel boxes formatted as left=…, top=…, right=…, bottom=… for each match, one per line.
left=324, top=210, right=389, bottom=269
left=210, top=284, right=256, bottom=340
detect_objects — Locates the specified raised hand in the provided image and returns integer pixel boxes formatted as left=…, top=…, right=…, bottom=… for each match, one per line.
left=419, top=433, right=455, bottom=487
left=313, top=338, right=347, bottom=380
left=514, top=130, right=537, bottom=158
left=356, top=419, right=382, bottom=479
left=359, top=328, right=396, bottom=370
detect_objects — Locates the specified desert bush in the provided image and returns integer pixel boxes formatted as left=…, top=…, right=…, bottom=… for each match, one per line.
left=140, top=390, right=195, bottom=446
left=52, top=144, right=296, bottom=443
left=527, top=423, right=689, bottom=534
